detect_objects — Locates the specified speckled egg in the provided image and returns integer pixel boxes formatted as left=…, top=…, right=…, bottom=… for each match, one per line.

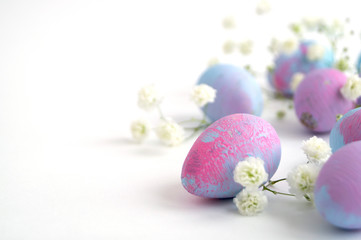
left=197, top=64, right=263, bottom=122
left=315, top=141, right=361, bottom=229
left=181, top=114, right=281, bottom=198
left=269, top=40, right=334, bottom=96
left=330, top=107, right=361, bottom=153
left=294, top=68, right=354, bottom=133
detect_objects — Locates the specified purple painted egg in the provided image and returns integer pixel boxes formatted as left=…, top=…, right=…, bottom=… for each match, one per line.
left=181, top=114, right=281, bottom=198
left=315, top=141, right=361, bottom=229
left=269, top=40, right=334, bottom=96
left=294, top=69, right=354, bottom=133
left=197, top=64, right=263, bottom=122
left=330, top=107, right=361, bottom=153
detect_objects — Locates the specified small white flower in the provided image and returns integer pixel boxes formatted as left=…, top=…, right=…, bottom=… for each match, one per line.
left=222, top=16, right=236, bottom=29
left=137, top=84, right=163, bottom=111
left=302, top=136, right=331, bottom=164
left=281, top=38, right=299, bottom=55
left=256, top=0, right=271, bottom=15
left=233, top=157, right=268, bottom=190
left=130, top=118, right=151, bottom=142
left=290, top=72, right=305, bottom=92
left=268, top=38, right=280, bottom=54
left=239, top=40, right=253, bottom=55
left=233, top=190, right=268, bottom=216
left=191, top=84, right=217, bottom=107
left=223, top=40, right=236, bottom=54
left=307, top=43, right=325, bottom=61
left=340, top=74, right=361, bottom=101
left=287, top=163, right=320, bottom=201
left=207, top=57, right=219, bottom=67
left=302, top=17, right=322, bottom=30
left=156, top=118, right=185, bottom=146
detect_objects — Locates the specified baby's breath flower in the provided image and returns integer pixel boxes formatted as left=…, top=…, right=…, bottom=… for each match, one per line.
left=340, top=74, right=361, bottom=101
left=191, top=84, right=217, bottom=107
left=233, top=190, right=268, bottom=216
left=302, top=136, right=331, bottom=164
left=137, top=84, right=163, bottom=111
left=281, top=38, right=299, bottom=55
left=233, top=157, right=268, bottom=190
left=287, top=163, right=320, bottom=201
left=255, top=0, right=271, bottom=15
left=307, top=44, right=325, bottom=61
left=223, top=40, right=236, bottom=54
left=130, top=118, right=151, bottom=142
left=268, top=38, right=280, bottom=55
left=222, top=16, right=236, bottom=29
left=290, top=72, right=305, bottom=91
left=156, top=118, right=185, bottom=147
left=239, top=40, right=253, bottom=55
left=302, top=17, right=321, bottom=30
left=207, top=57, right=219, bottom=67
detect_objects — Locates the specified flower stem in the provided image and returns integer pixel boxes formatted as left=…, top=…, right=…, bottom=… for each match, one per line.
left=262, top=185, right=295, bottom=197
left=266, top=178, right=287, bottom=187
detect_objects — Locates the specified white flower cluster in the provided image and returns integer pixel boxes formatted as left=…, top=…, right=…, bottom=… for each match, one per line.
left=290, top=72, right=305, bottom=92
left=281, top=38, right=299, bottom=55
left=132, top=83, right=216, bottom=146
left=287, top=136, right=331, bottom=202
left=130, top=119, right=151, bottom=142
left=306, top=43, right=325, bottom=61
left=239, top=40, right=253, bottom=55
left=256, top=0, right=271, bottom=15
left=233, top=157, right=269, bottom=216
left=191, top=84, right=217, bottom=107
left=233, top=190, right=268, bottom=216
left=302, top=136, right=331, bottom=164
left=137, top=84, right=163, bottom=111
left=340, top=74, right=361, bottom=101
left=156, top=119, right=185, bottom=147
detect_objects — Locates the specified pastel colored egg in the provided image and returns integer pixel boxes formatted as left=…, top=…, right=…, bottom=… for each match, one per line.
left=197, top=64, right=263, bottom=122
left=181, top=114, right=281, bottom=198
left=294, top=68, right=354, bottom=133
left=330, top=107, right=361, bottom=153
left=269, top=40, right=334, bottom=96
left=315, top=141, right=361, bottom=229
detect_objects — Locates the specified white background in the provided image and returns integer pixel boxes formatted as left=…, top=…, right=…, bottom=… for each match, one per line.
left=1, top=1, right=361, bottom=239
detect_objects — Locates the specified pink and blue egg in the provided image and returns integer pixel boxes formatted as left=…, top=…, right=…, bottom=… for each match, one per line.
left=269, top=40, right=334, bottom=96
left=329, top=107, right=361, bottom=153
left=315, top=141, right=361, bottom=229
left=197, top=64, right=263, bottom=122
left=294, top=68, right=354, bottom=133
left=181, top=114, right=281, bottom=198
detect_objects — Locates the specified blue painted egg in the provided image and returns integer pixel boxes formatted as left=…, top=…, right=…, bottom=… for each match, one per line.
left=315, top=141, right=361, bottom=229
left=197, top=64, right=263, bottom=122
left=269, top=40, right=334, bottom=96
left=330, top=107, right=361, bottom=153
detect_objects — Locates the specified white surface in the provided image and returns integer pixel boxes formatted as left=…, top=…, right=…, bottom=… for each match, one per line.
left=1, top=1, right=361, bottom=239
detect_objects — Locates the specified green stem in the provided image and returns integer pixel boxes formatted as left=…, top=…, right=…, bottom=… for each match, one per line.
left=266, top=178, right=287, bottom=187
left=262, top=185, right=295, bottom=197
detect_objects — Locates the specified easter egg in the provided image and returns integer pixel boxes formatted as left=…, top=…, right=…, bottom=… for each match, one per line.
left=294, top=68, right=354, bottom=133
left=181, top=114, right=281, bottom=198
left=330, top=107, right=361, bottom=153
left=315, top=141, right=361, bottom=229
left=269, top=40, right=334, bottom=96
left=197, top=64, right=263, bottom=122
left=357, top=53, right=361, bottom=76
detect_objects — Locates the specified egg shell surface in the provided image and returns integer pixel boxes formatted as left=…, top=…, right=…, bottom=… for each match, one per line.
left=181, top=114, right=281, bottom=198
left=197, top=64, right=263, bottom=122
left=315, top=141, right=361, bottom=229
left=330, top=107, right=361, bottom=153
left=294, top=68, right=354, bottom=133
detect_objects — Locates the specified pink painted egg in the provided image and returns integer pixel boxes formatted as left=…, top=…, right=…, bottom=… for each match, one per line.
left=181, top=114, right=281, bottom=198
left=330, top=107, right=361, bottom=153
left=294, top=69, right=354, bottom=133
left=315, top=141, right=361, bottom=229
